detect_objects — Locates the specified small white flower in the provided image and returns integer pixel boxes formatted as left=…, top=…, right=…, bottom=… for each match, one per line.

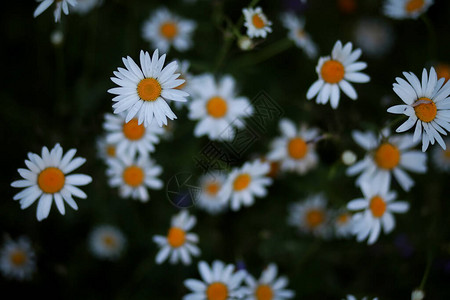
left=88, top=225, right=126, bottom=260
left=142, top=7, right=196, bottom=53
left=106, top=154, right=163, bottom=202
left=342, top=150, right=357, bottom=166
left=243, top=7, right=272, bottom=38
left=196, top=172, right=228, bottom=215
left=267, top=118, right=320, bottom=175
left=431, top=138, right=450, bottom=172
left=333, top=210, right=354, bottom=238
left=96, top=135, right=117, bottom=161
left=354, top=17, right=394, bottom=59
left=411, top=289, right=425, bottom=300
left=153, top=210, right=200, bottom=265
left=243, top=263, right=295, bottom=300
left=280, top=12, right=317, bottom=58
left=108, top=49, right=189, bottom=127
left=0, top=236, right=36, bottom=281
left=346, top=129, right=427, bottom=191
left=219, top=159, right=272, bottom=211
left=387, top=67, right=450, bottom=152
left=383, top=0, right=433, bottom=19
left=347, top=180, right=409, bottom=245
left=11, top=143, right=92, bottom=221
left=183, top=260, right=247, bottom=300
left=33, top=0, right=77, bottom=22
left=307, top=40, right=370, bottom=109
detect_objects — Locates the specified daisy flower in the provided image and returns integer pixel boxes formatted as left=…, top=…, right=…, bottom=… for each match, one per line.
left=142, top=7, right=196, bottom=53
left=431, top=138, right=450, bottom=172
left=196, top=172, right=228, bottom=215
left=0, top=236, right=36, bottom=281
left=88, top=225, right=126, bottom=260
left=219, top=159, right=272, bottom=211
left=108, top=49, right=189, bottom=127
left=387, top=67, right=450, bottom=151
left=346, top=129, right=427, bottom=192
left=106, top=154, right=163, bottom=202
left=306, top=40, right=370, bottom=109
left=333, top=210, right=354, bottom=238
left=287, top=194, right=331, bottom=238
left=243, top=7, right=272, bottom=38
left=347, top=181, right=409, bottom=245
left=172, top=60, right=194, bottom=110
left=280, top=12, right=317, bottom=58
left=354, top=17, right=394, bottom=59
left=383, top=0, right=433, bottom=20
left=345, top=295, right=378, bottom=300
left=183, top=260, right=247, bottom=300
left=71, top=0, right=102, bottom=15
left=266, top=118, right=320, bottom=175
left=103, top=112, right=165, bottom=158
left=243, top=263, right=295, bottom=300
left=188, top=74, right=253, bottom=141
left=96, top=136, right=117, bottom=161
left=153, top=210, right=200, bottom=265
left=33, top=0, right=77, bottom=22
left=11, top=143, right=92, bottom=221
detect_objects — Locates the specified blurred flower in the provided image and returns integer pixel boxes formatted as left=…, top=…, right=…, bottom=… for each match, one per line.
left=196, top=172, right=228, bottom=215
left=96, top=136, right=117, bottom=161
left=153, top=210, right=200, bottom=265
left=333, top=210, right=354, bottom=238
left=280, top=12, right=317, bottom=58
left=0, top=236, right=36, bottom=280
left=108, top=49, right=189, bottom=127
left=243, top=7, right=272, bottom=38
left=411, top=289, right=425, bottom=300
left=71, top=0, right=102, bottom=15
left=431, top=138, right=450, bottom=172
left=183, top=260, right=247, bottom=300
left=238, top=36, right=254, bottom=51
left=106, top=154, right=163, bottom=202
left=435, top=63, right=450, bottom=83
left=354, top=17, right=394, bottom=59
left=345, top=295, right=378, bottom=300
left=88, top=225, right=126, bottom=260
left=220, top=159, right=272, bottom=211
left=346, top=129, right=427, bottom=191
left=288, top=194, right=331, bottom=238
left=347, top=180, right=409, bottom=245
left=387, top=67, right=450, bottom=151
left=103, top=112, right=164, bottom=158
left=50, top=30, right=64, bottom=46
left=341, top=150, right=357, bottom=166
left=172, top=60, right=194, bottom=110
left=142, top=7, right=196, bottom=53
left=383, top=0, right=433, bottom=20
left=11, top=143, right=92, bottom=221
left=33, top=0, right=77, bottom=22
left=188, top=74, right=253, bottom=141
left=267, top=118, right=319, bottom=175
left=243, top=263, right=295, bottom=300
left=307, top=40, right=370, bottom=109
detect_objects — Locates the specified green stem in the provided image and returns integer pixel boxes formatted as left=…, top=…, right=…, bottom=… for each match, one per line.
left=419, top=251, right=433, bottom=290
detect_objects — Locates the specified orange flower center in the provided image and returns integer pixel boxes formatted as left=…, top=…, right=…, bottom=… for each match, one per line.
left=233, top=174, right=251, bottom=191
left=137, top=78, right=162, bottom=101
left=369, top=195, right=386, bottom=218
left=405, top=0, right=425, bottom=13
left=167, top=227, right=186, bottom=248
left=123, top=165, right=144, bottom=187
left=336, top=213, right=350, bottom=225
left=10, top=250, right=27, bottom=266
left=255, top=284, right=274, bottom=300
left=338, top=0, right=357, bottom=14
left=321, top=60, right=345, bottom=84
left=252, top=14, right=265, bottom=29
left=160, top=22, right=178, bottom=39
left=206, top=96, right=228, bottom=118
left=38, top=167, right=65, bottom=194
left=205, top=182, right=220, bottom=196
left=414, top=97, right=437, bottom=123
left=106, top=145, right=116, bottom=157
left=206, top=282, right=228, bottom=300
left=288, top=137, right=308, bottom=159
left=102, top=235, right=117, bottom=248
left=374, top=143, right=400, bottom=170
left=443, top=149, right=450, bottom=160
left=122, top=119, right=145, bottom=141
left=436, top=64, right=450, bottom=83
left=306, top=209, right=325, bottom=228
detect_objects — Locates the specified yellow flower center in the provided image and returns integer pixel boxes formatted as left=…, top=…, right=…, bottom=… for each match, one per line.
left=205, top=182, right=220, bottom=196
left=374, top=143, right=400, bottom=170
left=414, top=97, right=437, bottom=123
left=137, top=78, right=162, bottom=101
left=160, top=22, right=178, bottom=39
left=102, top=235, right=117, bottom=248
left=405, top=0, right=425, bottom=13
left=206, top=282, right=228, bottom=300
left=336, top=213, right=350, bottom=225
left=233, top=174, right=251, bottom=191
left=306, top=209, right=325, bottom=228
left=321, top=60, right=345, bottom=84
left=122, top=119, right=146, bottom=141
left=206, top=96, right=228, bottom=118
left=10, top=250, right=27, bottom=266
left=167, top=227, right=186, bottom=248
left=38, top=167, right=65, bottom=194
left=255, top=284, right=274, bottom=300
left=123, top=165, right=144, bottom=187
left=252, top=14, right=265, bottom=29
left=369, top=195, right=386, bottom=218
left=436, top=64, right=450, bottom=83
left=288, top=137, right=308, bottom=159
left=106, top=145, right=116, bottom=157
